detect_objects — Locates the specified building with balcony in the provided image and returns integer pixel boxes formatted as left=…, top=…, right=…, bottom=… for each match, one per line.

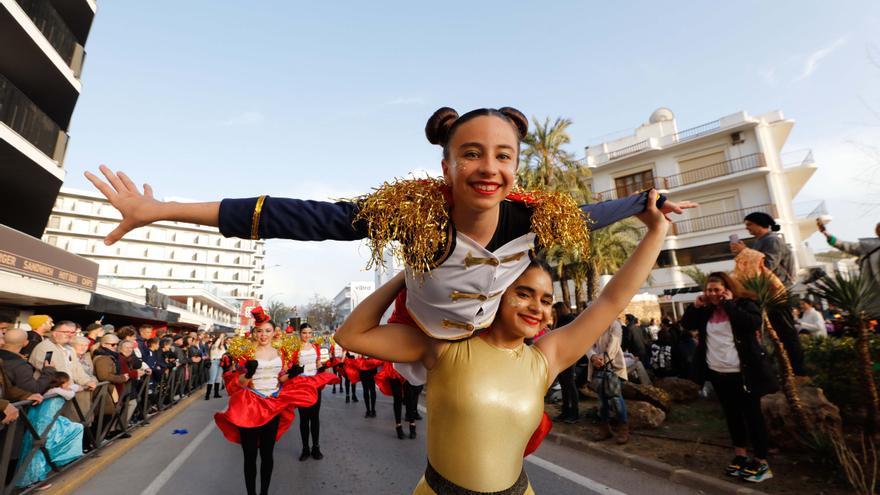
left=0, top=0, right=100, bottom=324
left=1, top=0, right=95, bottom=238
left=585, top=108, right=819, bottom=317
left=332, top=281, right=375, bottom=326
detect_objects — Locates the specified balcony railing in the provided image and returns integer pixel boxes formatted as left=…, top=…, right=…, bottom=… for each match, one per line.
left=592, top=153, right=766, bottom=201
left=664, top=153, right=765, bottom=189
left=608, top=139, right=650, bottom=160
left=15, top=0, right=82, bottom=66
left=674, top=204, right=778, bottom=236
left=781, top=148, right=815, bottom=168
left=0, top=72, right=67, bottom=161
left=592, top=177, right=667, bottom=201
left=671, top=119, right=721, bottom=143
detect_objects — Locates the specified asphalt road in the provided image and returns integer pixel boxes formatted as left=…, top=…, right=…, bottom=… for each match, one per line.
left=72, top=387, right=707, bottom=495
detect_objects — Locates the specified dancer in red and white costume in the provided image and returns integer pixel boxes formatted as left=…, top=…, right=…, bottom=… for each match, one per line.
left=376, top=361, right=419, bottom=439
left=291, top=323, right=326, bottom=461
left=214, top=308, right=338, bottom=495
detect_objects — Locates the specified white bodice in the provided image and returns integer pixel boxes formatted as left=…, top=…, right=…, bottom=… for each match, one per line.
left=405, top=231, right=536, bottom=339
left=251, top=356, right=283, bottom=395
left=396, top=231, right=535, bottom=386
left=297, top=345, right=318, bottom=377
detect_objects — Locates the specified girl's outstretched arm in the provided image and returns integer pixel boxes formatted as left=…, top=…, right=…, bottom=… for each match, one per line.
left=537, top=189, right=669, bottom=377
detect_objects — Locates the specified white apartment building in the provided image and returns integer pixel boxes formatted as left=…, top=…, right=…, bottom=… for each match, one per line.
left=585, top=108, right=819, bottom=317
left=40, top=187, right=266, bottom=329
left=333, top=281, right=375, bottom=325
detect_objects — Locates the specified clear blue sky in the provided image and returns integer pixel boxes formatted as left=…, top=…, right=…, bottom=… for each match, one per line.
left=63, top=1, right=880, bottom=306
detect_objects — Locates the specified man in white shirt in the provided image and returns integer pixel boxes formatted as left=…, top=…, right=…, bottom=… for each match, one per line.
left=796, top=299, right=827, bottom=338
left=587, top=320, right=629, bottom=444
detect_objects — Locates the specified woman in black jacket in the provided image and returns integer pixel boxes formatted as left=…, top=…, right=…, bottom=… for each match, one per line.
left=681, top=272, right=777, bottom=484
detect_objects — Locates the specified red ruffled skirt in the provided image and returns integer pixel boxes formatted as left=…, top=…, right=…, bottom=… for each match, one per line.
left=214, top=371, right=340, bottom=444
left=375, top=361, right=404, bottom=397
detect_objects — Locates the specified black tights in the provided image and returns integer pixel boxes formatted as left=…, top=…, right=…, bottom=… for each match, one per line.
left=344, top=374, right=357, bottom=399
left=361, top=376, right=377, bottom=414
left=299, top=392, right=322, bottom=449
left=404, top=383, right=422, bottom=421
left=389, top=378, right=405, bottom=424
left=239, top=415, right=280, bottom=495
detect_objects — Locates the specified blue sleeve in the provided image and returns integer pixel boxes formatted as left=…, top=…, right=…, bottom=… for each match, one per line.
left=580, top=191, right=667, bottom=230
left=218, top=197, right=367, bottom=241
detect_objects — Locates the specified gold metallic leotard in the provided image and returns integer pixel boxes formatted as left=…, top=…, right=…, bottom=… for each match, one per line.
left=412, top=336, right=550, bottom=494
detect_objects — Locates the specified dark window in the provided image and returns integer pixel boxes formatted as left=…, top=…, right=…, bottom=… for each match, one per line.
left=657, top=238, right=754, bottom=268
left=614, top=170, right=654, bottom=198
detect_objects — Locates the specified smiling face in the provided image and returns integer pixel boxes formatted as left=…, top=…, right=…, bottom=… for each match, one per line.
left=299, top=326, right=313, bottom=343
left=493, top=266, right=555, bottom=340
left=442, top=115, right=519, bottom=214
left=253, top=322, right=274, bottom=345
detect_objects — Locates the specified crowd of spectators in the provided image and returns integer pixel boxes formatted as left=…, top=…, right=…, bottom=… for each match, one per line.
left=0, top=309, right=222, bottom=490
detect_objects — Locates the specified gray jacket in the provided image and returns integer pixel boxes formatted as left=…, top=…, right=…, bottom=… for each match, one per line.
left=831, top=236, right=880, bottom=290
left=587, top=320, right=627, bottom=381
left=753, top=232, right=794, bottom=287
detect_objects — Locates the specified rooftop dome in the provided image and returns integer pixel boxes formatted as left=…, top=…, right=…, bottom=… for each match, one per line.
left=648, top=107, right=675, bottom=124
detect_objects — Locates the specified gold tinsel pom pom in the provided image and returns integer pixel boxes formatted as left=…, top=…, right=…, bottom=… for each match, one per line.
left=524, top=188, right=591, bottom=261
left=273, top=334, right=301, bottom=363
left=352, top=178, right=450, bottom=273
left=227, top=336, right=255, bottom=361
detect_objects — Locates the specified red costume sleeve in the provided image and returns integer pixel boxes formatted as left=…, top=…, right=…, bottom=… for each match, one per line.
left=524, top=412, right=552, bottom=457
left=387, top=288, right=416, bottom=327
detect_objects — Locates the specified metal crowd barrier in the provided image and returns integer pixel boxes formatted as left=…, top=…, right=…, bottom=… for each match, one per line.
left=0, top=360, right=210, bottom=494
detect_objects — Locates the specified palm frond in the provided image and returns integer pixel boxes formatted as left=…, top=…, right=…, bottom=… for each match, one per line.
left=809, top=272, right=880, bottom=323
left=740, top=274, right=789, bottom=310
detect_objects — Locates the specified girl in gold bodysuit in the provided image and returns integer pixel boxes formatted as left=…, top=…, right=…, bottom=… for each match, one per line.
left=336, top=191, right=668, bottom=494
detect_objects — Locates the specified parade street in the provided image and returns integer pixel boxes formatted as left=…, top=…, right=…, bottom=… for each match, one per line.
left=71, top=390, right=704, bottom=495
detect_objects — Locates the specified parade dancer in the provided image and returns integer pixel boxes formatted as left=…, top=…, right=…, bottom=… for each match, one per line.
left=375, top=361, right=415, bottom=439
left=206, top=333, right=227, bottom=400
left=84, top=109, right=695, bottom=360
left=326, top=338, right=346, bottom=394
left=336, top=190, right=667, bottom=494
left=292, top=323, right=325, bottom=461
left=86, top=107, right=695, bottom=447
left=342, top=352, right=360, bottom=403
left=214, top=308, right=339, bottom=495
left=349, top=355, right=382, bottom=418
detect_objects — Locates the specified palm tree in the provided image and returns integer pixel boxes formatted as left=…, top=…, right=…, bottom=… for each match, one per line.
left=518, top=116, right=593, bottom=309
left=680, top=265, right=709, bottom=287
left=810, top=272, right=880, bottom=434
left=739, top=274, right=810, bottom=431
left=582, top=220, right=641, bottom=302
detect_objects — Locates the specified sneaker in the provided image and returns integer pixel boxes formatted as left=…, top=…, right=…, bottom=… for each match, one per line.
left=741, top=460, right=773, bottom=483
left=725, top=456, right=748, bottom=477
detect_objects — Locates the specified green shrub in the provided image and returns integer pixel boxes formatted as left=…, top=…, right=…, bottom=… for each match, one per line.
left=802, top=336, right=880, bottom=423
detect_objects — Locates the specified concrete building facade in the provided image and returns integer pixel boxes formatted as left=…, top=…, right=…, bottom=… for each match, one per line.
left=333, top=281, right=375, bottom=325
left=585, top=108, right=819, bottom=317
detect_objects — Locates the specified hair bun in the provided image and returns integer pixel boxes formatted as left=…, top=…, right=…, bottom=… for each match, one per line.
left=498, top=107, right=529, bottom=139
left=771, top=224, right=781, bottom=232
left=425, top=107, right=459, bottom=145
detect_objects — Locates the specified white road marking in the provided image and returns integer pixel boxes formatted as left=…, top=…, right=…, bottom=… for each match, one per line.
left=417, top=404, right=628, bottom=495
left=139, top=419, right=216, bottom=495
left=526, top=455, right=629, bottom=495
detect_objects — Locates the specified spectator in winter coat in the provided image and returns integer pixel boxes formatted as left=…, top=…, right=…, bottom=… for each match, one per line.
left=22, top=315, right=53, bottom=358
left=29, top=322, right=96, bottom=390
left=819, top=220, right=880, bottom=294
left=0, top=328, right=56, bottom=393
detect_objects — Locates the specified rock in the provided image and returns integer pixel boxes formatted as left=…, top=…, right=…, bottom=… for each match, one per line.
left=626, top=400, right=666, bottom=429
left=622, top=382, right=672, bottom=413
left=654, top=377, right=701, bottom=403
left=760, top=383, right=842, bottom=449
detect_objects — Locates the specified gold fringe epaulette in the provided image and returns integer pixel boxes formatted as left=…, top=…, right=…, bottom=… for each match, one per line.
left=512, top=188, right=591, bottom=261
left=352, top=177, right=450, bottom=273
left=352, top=178, right=591, bottom=273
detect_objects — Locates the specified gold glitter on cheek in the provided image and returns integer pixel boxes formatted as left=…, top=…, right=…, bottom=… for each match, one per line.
left=506, top=295, right=523, bottom=308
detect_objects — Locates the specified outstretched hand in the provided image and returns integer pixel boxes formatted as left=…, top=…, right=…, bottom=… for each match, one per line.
left=635, top=189, right=669, bottom=232
left=659, top=199, right=698, bottom=222
left=84, top=165, right=162, bottom=245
